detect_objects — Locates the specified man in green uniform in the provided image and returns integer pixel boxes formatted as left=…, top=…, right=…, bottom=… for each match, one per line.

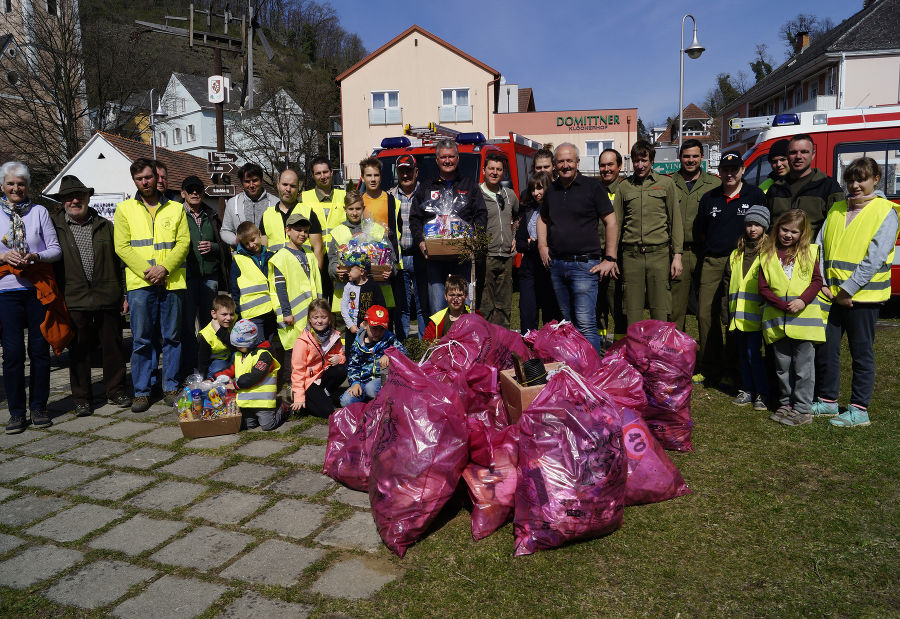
left=613, top=140, right=683, bottom=325
left=596, top=148, right=626, bottom=341
left=669, top=139, right=720, bottom=332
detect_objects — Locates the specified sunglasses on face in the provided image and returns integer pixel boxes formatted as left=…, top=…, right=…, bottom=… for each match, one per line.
left=185, top=188, right=203, bottom=195
left=497, top=192, right=505, bottom=210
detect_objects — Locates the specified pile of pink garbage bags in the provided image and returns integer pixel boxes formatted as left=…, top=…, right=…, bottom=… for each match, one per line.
left=323, top=314, right=696, bottom=557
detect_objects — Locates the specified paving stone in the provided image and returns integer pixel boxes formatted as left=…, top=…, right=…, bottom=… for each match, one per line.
left=0, top=430, right=39, bottom=448
left=186, top=490, right=269, bottom=525
left=89, top=514, right=188, bottom=556
left=244, top=499, right=328, bottom=539
left=112, top=574, right=228, bottom=619
left=235, top=439, right=292, bottom=458
left=0, top=451, right=17, bottom=462
left=18, top=463, right=104, bottom=491
left=210, top=462, right=282, bottom=488
left=221, top=539, right=324, bottom=587
left=0, top=456, right=59, bottom=482
left=75, top=472, right=155, bottom=501
left=52, top=415, right=115, bottom=433
left=268, top=469, right=334, bottom=496
left=58, top=439, right=132, bottom=462
left=299, top=424, right=329, bottom=439
left=116, top=406, right=171, bottom=421
left=0, top=495, right=70, bottom=526
left=282, top=444, right=326, bottom=466
left=311, top=557, right=402, bottom=600
left=0, top=487, right=17, bottom=503
left=137, top=426, right=185, bottom=445
left=43, top=559, right=156, bottom=609
left=126, top=480, right=207, bottom=511
left=92, top=402, right=127, bottom=417
left=159, top=454, right=225, bottom=477
left=0, top=544, right=83, bottom=589
left=108, top=446, right=176, bottom=469
left=271, top=418, right=304, bottom=434
left=331, top=486, right=371, bottom=509
left=221, top=591, right=312, bottom=619
left=150, top=525, right=252, bottom=571
left=0, top=533, right=25, bottom=553
left=14, top=433, right=89, bottom=456
left=184, top=433, right=241, bottom=449
left=94, top=420, right=159, bottom=440
left=26, top=503, right=123, bottom=542
left=314, top=512, right=382, bottom=552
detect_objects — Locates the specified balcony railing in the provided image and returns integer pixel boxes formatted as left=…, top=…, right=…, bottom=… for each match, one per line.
left=438, top=105, right=473, bottom=123
left=369, top=107, right=402, bottom=125
left=785, top=94, right=837, bottom=114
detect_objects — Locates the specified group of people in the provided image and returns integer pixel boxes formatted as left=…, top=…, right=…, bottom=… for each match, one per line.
left=0, top=129, right=894, bottom=433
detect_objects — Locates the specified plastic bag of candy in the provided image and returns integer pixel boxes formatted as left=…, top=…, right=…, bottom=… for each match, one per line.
left=624, top=320, right=697, bottom=452
left=323, top=402, right=382, bottom=492
left=176, top=374, right=236, bottom=421
left=514, top=366, right=626, bottom=556
left=530, top=320, right=602, bottom=377
left=423, top=189, right=471, bottom=238
left=620, top=407, right=691, bottom=506
left=369, top=350, right=469, bottom=557
left=463, top=420, right=518, bottom=540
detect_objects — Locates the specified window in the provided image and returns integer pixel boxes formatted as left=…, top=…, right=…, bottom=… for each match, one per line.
left=46, top=0, right=57, bottom=15
left=369, top=90, right=400, bottom=125
left=583, top=140, right=614, bottom=174
left=440, top=88, right=472, bottom=122
left=157, top=132, right=167, bottom=148
left=186, top=124, right=195, bottom=142
left=173, top=128, right=182, bottom=145
left=3, top=0, right=12, bottom=14
left=834, top=140, right=900, bottom=198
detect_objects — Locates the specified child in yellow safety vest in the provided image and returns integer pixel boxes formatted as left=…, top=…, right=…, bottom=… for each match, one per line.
left=197, top=294, right=236, bottom=379
left=227, top=319, right=282, bottom=431
left=424, top=274, right=473, bottom=340
left=723, top=205, right=770, bottom=412
left=757, top=209, right=826, bottom=427
left=230, top=222, right=277, bottom=343
left=812, top=157, right=898, bottom=428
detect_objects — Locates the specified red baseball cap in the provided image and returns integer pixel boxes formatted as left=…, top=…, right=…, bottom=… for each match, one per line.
left=365, top=305, right=389, bottom=327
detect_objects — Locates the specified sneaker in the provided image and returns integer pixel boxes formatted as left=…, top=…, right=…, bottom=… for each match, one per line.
left=780, top=409, right=812, bottom=426
left=31, top=411, right=52, bottom=428
left=753, top=395, right=768, bottom=411
left=107, top=394, right=133, bottom=408
left=732, top=390, right=752, bottom=406
left=811, top=398, right=839, bottom=418
left=74, top=402, right=92, bottom=417
left=770, top=405, right=792, bottom=423
left=131, top=396, right=150, bottom=413
left=163, top=390, right=179, bottom=407
left=5, top=416, right=28, bottom=434
left=829, top=405, right=871, bottom=428
left=692, top=373, right=706, bottom=386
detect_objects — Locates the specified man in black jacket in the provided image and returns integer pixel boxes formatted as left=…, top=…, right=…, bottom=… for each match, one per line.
left=408, top=138, right=487, bottom=313
left=50, top=176, right=130, bottom=416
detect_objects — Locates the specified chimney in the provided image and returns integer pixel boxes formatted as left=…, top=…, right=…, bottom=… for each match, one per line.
left=794, top=31, right=811, bottom=54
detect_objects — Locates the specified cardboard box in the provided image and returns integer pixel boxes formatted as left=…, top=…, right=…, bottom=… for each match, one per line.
left=425, top=238, right=463, bottom=257
left=179, top=414, right=242, bottom=439
left=499, top=362, right=563, bottom=423
left=370, top=264, right=392, bottom=280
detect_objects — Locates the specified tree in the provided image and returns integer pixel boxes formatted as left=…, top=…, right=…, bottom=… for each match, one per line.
left=702, top=73, right=748, bottom=141
left=778, top=14, right=835, bottom=58
left=749, top=44, right=774, bottom=83
left=636, top=118, right=650, bottom=141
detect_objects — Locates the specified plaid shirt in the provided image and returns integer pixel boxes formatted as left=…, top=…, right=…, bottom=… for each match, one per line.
left=394, top=182, right=418, bottom=251
left=66, top=213, right=94, bottom=282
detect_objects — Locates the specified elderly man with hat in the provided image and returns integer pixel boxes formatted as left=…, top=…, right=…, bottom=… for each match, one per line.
left=179, top=175, right=229, bottom=380
left=693, top=151, right=768, bottom=387
left=388, top=153, right=428, bottom=338
left=50, top=176, right=130, bottom=416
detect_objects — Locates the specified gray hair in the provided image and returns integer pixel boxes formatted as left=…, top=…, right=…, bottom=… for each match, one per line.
left=555, top=143, right=579, bottom=160
left=0, top=161, right=30, bottom=188
left=435, top=138, right=458, bottom=155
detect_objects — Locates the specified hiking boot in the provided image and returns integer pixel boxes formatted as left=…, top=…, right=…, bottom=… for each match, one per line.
left=691, top=373, right=706, bottom=386
left=5, top=416, right=28, bottom=434
left=769, top=405, right=792, bottom=423
left=732, top=390, right=752, bottom=406
left=811, top=398, right=839, bottom=418
left=753, top=395, right=768, bottom=411
left=107, top=394, right=133, bottom=408
left=31, top=411, right=52, bottom=429
left=779, top=409, right=812, bottom=426
left=829, top=405, right=871, bottom=428
left=131, top=396, right=150, bottom=413
left=74, top=402, right=92, bottom=417
left=163, top=390, right=180, bottom=407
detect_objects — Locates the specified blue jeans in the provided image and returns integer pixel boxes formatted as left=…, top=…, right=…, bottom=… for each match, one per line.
left=735, top=330, right=768, bottom=398
left=339, top=378, right=382, bottom=407
left=0, top=290, right=51, bottom=417
left=394, top=253, right=428, bottom=340
left=206, top=357, right=232, bottom=379
left=425, top=258, right=471, bottom=315
left=128, top=287, right=184, bottom=395
left=180, top=277, right=218, bottom=378
left=550, top=259, right=604, bottom=355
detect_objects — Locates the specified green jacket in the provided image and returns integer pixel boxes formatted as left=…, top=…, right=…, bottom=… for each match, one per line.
left=51, top=208, right=124, bottom=311
left=184, top=204, right=229, bottom=285
left=766, top=168, right=844, bottom=237
left=671, top=170, right=721, bottom=245
left=613, top=172, right=683, bottom=252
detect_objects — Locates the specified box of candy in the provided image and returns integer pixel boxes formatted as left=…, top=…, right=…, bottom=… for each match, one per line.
left=176, top=374, right=242, bottom=438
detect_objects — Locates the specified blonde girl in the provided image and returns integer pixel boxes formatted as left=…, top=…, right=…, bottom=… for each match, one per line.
left=290, top=298, right=346, bottom=418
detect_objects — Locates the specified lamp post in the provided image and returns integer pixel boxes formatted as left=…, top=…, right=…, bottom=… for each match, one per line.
left=679, top=14, right=705, bottom=151
left=278, top=138, right=289, bottom=171
left=148, top=88, right=167, bottom=159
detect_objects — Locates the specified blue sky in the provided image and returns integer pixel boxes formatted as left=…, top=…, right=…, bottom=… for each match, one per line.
left=328, top=0, right=857, bottom=125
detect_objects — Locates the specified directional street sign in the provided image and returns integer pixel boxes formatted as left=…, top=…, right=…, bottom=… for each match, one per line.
left=207, top=152, right=238, bottom=163
left=207, top=162, right=237, bottom=174
left=205, top=185, right=237, bottom=198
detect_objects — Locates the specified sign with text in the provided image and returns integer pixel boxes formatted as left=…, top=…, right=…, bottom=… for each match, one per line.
left=207, top=152, right=238, bottom=163
left=207, top=162, right=236, bottom=174
left=205, top=185, right=237, bottom=197
left=557, top=114, right=621, bottom=132
left=652, top=161, right=707, bottom=174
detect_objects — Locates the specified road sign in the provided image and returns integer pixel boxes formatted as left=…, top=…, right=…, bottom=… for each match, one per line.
left=651, top=161, right=707, bottom=174
left=207, top=162, right=236, bottom=174
left=205, top=185, right=236, bottom=198
left=208, top=152, right=237, bottom=163
left=208, top=75, right=225, bottom=104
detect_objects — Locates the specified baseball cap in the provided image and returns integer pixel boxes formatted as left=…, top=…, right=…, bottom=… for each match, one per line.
left=396, top=154, right=416, bottom=168
left=182, top=175, right=205, bottom=192
left=365, top=305, right=389, bottom=328
left=230, top=318, right=260, bottom=348
left=285, top=213, right=311, bottom=227
left=719, top=152, right=743, bottom=167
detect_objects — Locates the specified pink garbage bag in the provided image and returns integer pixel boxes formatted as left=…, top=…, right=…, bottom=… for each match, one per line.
left=514, top=367, right=626, bottom=556
left=461, top=363, right=509, bottom=430
left=589, top=355, right=648, bottom=413
left=323, top=402, right=381, bottom=492
left=369, top=350, right=469, bottom=557
left=621, top=407, right=691, bottom=506
left=625, top=320, right=697, bottom=452
left=462, top=421, right=518, bottom=540
left=531, top=320, right=603, bottom=377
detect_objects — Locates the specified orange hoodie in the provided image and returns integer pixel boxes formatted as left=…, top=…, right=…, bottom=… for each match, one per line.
left=291, top=327, right=345, bottom=405
left=0, top=262, right=73, bottom=355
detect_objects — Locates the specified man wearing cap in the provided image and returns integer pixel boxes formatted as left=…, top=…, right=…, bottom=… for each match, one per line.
left=259, top=169, right=324, bottom=267
left=221, top=162, right=279, bottom=247
left=693, top=151, right=767, bottom=385
left=670, top=139, right=721, bottom=332
left=758, top=139, right=789, bottom=194
left=179, top=175, right=229, bottom=379
left=50, top=176, right=130, bottom=416
left=388, top=153, right=428, bottom=337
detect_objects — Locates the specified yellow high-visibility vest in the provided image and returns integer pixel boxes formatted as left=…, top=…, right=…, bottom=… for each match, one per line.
left=760, top=244, right=826, bottom=344
left=728, top=250, right=762, bottom=332
left=235, top=348, right=280, bottom=409
left=233, top=253, right=272, bottom=319
left=198, top=322, right=231, bottom=361
left=328, top=221, right=394, bottom=312
left=428, top=305, right=470, bottom=339
left=261, top=203, right=314, bottom=253
left=822, top=197, right=895, bottom=303
left=301, top=187, right=346, bottom=245
left=114, top=197, right=189, bottom=291
left=267, top=246, right=322, bottom=349
left=759, top=177, right=775, bottom=194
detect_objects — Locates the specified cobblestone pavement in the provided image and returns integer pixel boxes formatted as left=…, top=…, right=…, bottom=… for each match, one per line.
left=0, top=356, right=404, bottom=617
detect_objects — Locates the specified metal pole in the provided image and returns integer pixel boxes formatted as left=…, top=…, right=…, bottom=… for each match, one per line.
left=149, top=88, right=157, bottom=159
left=679, top=15, right=690, bottom=151
left=247, top=2, right=254, bottom=109
left=214, top=48, right=226, bottom=219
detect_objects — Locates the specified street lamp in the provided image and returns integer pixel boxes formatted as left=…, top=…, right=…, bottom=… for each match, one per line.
left=679, top=14, right=705, bottom=150
left=148, top=88, right=167, bottom=159
left=278, top=138, right=289, bottom=170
